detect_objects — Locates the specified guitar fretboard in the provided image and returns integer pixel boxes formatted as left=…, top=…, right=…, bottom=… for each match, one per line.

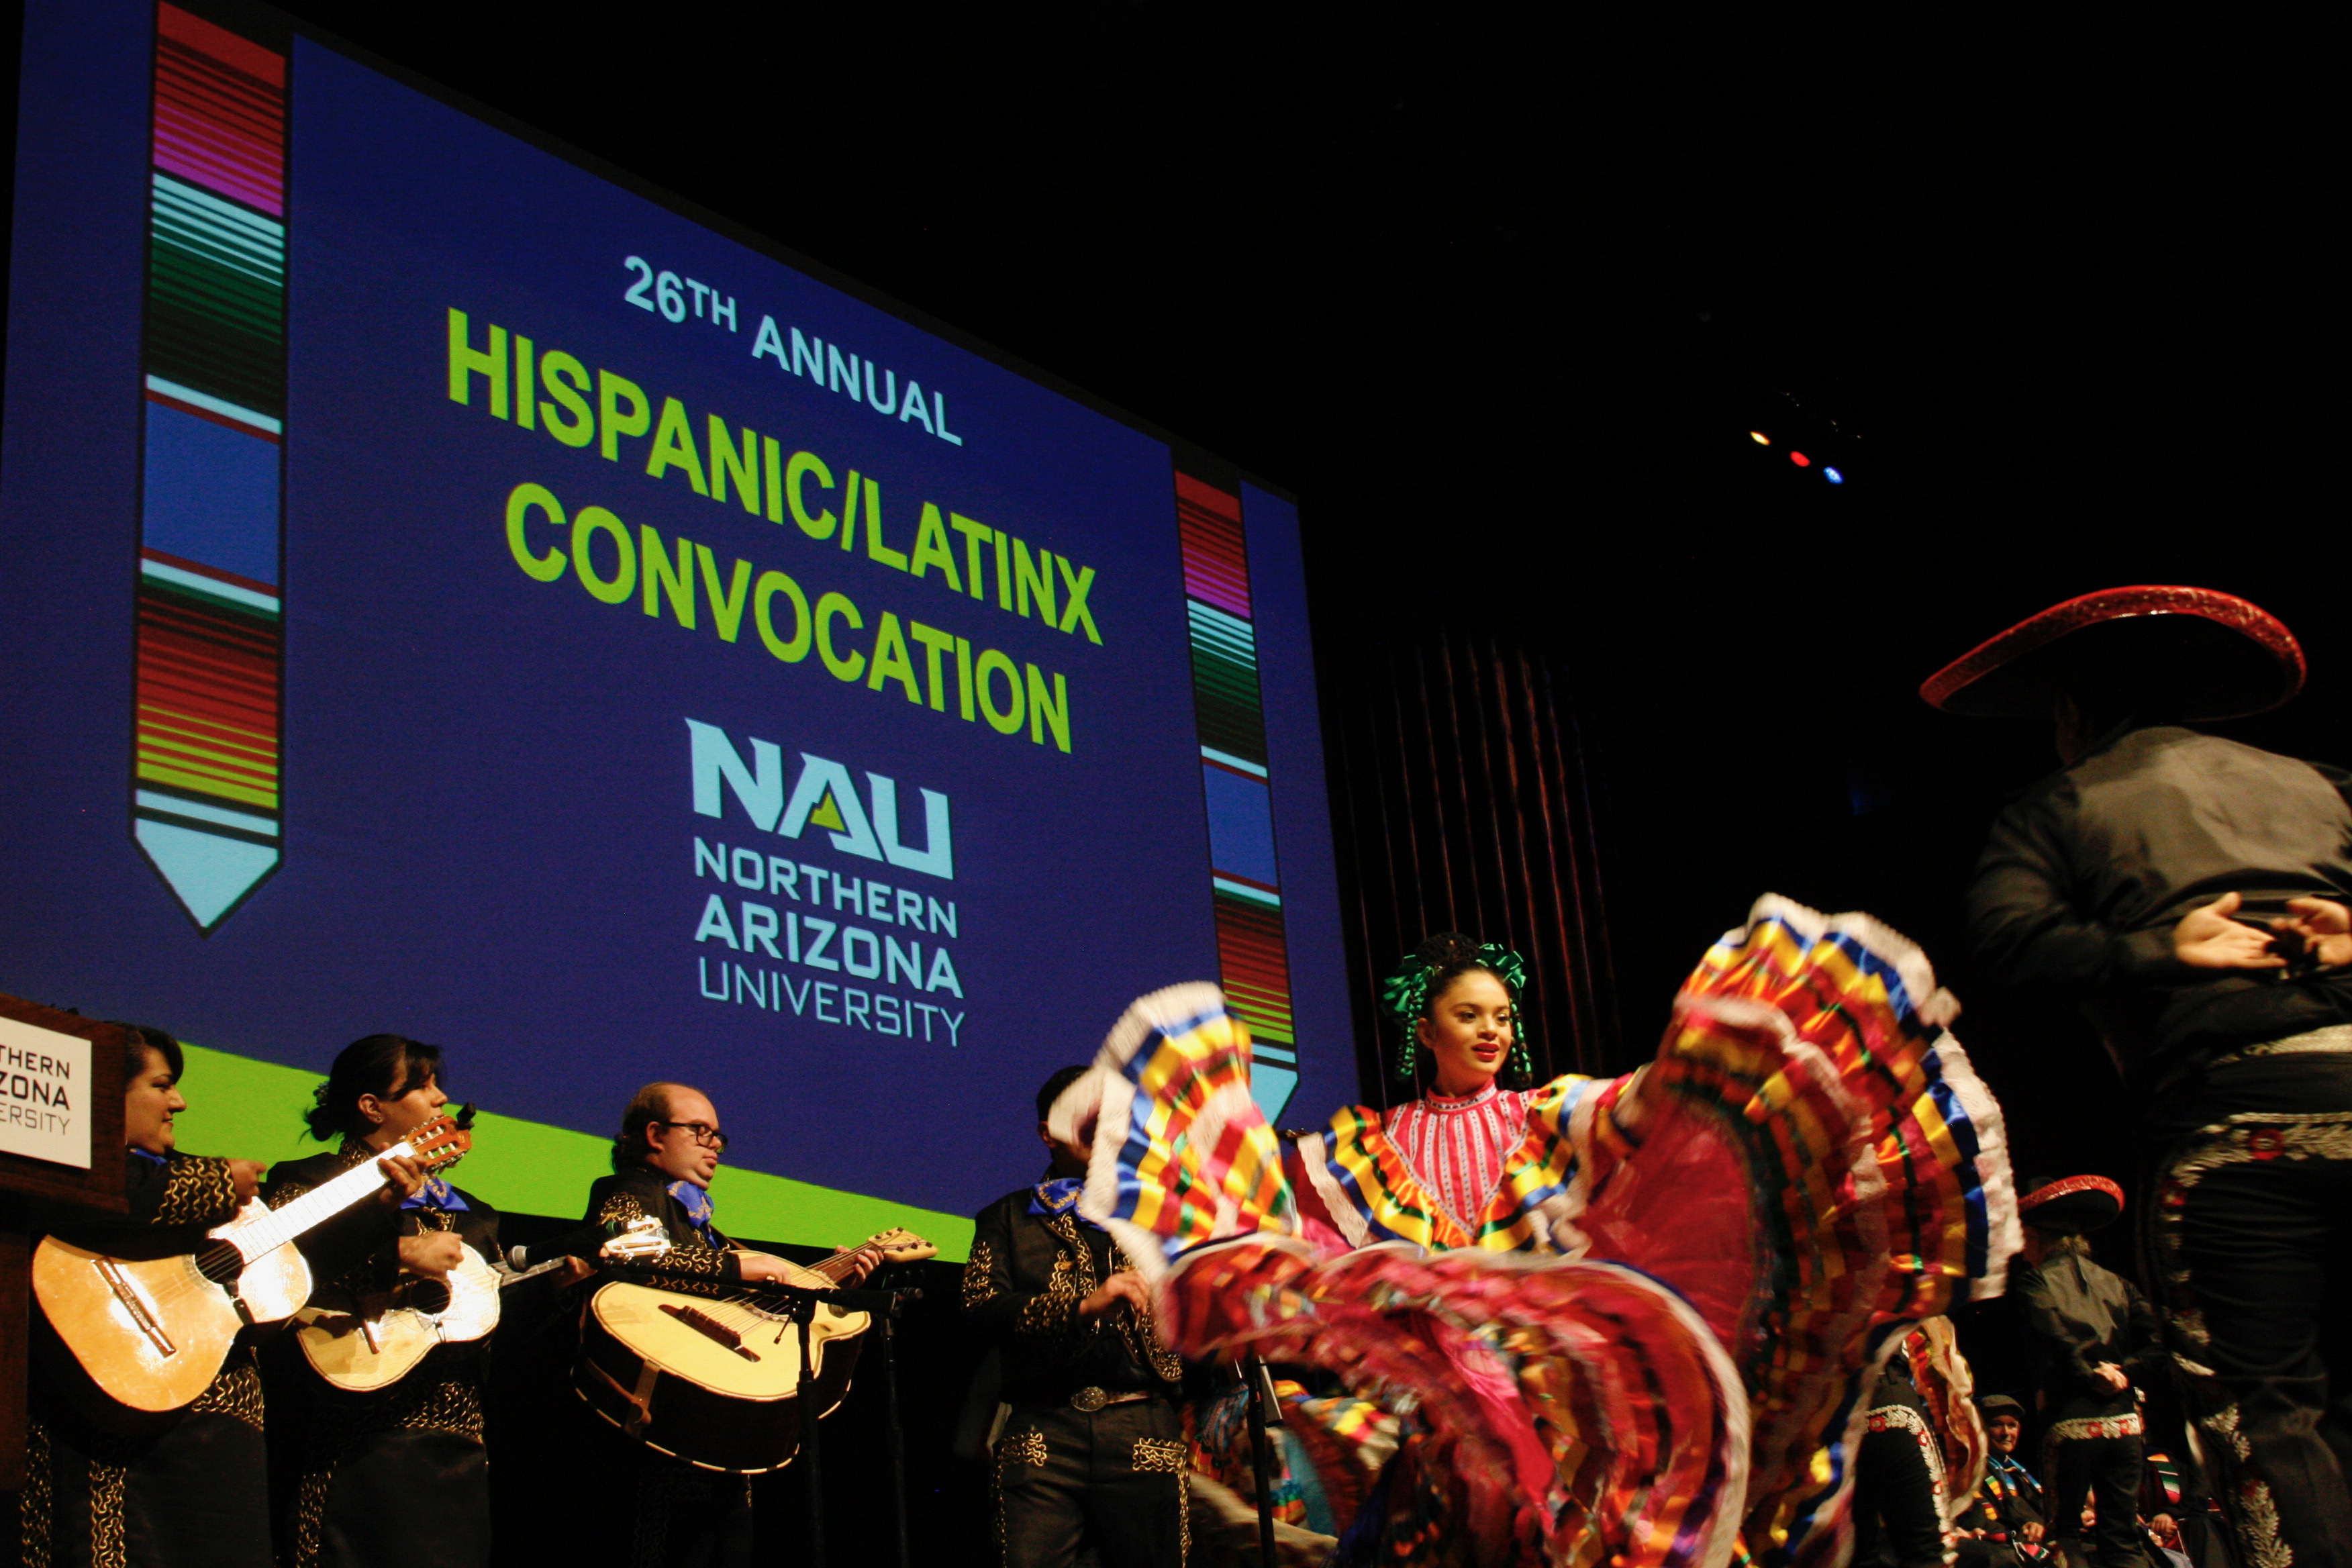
left=812, top=1246, right=868, bottom=1283
left=221, top=1137, right=432, bottom=1261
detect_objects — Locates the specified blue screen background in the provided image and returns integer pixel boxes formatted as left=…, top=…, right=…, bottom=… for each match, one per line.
left=1, top=0, right=1351, bottom=1218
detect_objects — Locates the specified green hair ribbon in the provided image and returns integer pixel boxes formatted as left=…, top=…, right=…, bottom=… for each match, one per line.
left=1382, top=942, right=1531, bottom=1081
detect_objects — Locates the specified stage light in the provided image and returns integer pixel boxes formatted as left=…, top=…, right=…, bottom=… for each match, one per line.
left=1824, top=467, right=1843, bottom=484
left=1749, top=431, right=1769, bottom=444
left=1789, top=451, right=1810, bottom=467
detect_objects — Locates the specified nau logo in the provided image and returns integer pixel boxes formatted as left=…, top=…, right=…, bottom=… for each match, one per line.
left=687, top=719, right=952, bottom=880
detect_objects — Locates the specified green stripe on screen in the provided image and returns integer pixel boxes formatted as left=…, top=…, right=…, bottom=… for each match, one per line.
left=168, top=1043, right=973, bottom=1261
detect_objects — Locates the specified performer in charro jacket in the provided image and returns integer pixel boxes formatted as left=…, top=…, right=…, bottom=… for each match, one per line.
left=19, top=1025, right=278, bottom=1568
left=965, top=1065, right=1189, bottom=1568
left=1929, top=586, right=2352, bottom=1567
left=1855, top=1318, right=1990, bottom=1568
left=575, top=1081, right=873, bottom=1568
left=2012, top=1177, right=2161, bottom=1568
left=261, top=1035, right=491, bottom=1568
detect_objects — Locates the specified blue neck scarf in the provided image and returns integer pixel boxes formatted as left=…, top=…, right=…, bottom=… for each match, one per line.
left=128, top=1146, right=168, bottom=1168
left=1029, top=1177, right=1100, bottom=1229
left=401, top=1173, right=469, bottom=1213
left=667, top=1179, right=719, bottom=1244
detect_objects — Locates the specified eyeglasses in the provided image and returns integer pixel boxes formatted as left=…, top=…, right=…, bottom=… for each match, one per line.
left=653, top=1120, right=728, bottom=1151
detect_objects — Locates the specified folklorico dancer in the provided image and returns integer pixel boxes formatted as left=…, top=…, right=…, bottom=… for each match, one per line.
left=1049, top=902, right=2021, bottom=1567
left=963, top=1066, right=1190, bottom=1568
left=19, top=1026, right=282, bottom=1568
left=1929, top=586, right=2352, bottom=1568
left=2010, top=1177, right=2161, bottom=1568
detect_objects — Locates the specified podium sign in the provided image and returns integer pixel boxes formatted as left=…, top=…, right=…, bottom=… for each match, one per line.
left=0, top=1016, right=93, bottom=1170
left=0, top=995, right=127, bottom=1489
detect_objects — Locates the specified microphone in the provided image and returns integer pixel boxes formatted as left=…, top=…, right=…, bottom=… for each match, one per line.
left=505, top=1218, right=620, bottom=1273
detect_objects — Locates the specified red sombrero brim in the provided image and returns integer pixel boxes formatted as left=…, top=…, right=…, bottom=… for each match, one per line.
left=2018, top=1173, right=2126, bottom=1234
left=1921, top=586, right=2305, bottom=721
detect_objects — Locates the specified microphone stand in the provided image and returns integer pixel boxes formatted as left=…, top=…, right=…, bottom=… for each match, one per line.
left=750, top=1279, right=922, bottom=1568
left=1244, top=1355, right=1281, bottom=1567
left=875, top=1267, right=914, bottom=1568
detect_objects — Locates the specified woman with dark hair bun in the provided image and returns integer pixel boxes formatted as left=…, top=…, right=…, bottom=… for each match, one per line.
left=261, top=1034, right=500, bottom=1568
left=1060, top=899, right=2024, bottom=1566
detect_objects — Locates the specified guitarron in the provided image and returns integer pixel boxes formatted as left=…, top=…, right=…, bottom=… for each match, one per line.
left=575, top=1227, right=934, bottom=1473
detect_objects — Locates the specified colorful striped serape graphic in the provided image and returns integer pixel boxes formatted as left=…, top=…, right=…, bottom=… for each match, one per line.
left=130, top=2, right=289, bottom=931
left=1177, top=472, right=1300, bottom=1120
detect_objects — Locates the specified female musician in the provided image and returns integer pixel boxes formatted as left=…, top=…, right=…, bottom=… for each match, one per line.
left=20, top=1025, right=277, bottom=1567
left=260, top=1035, right=495, bottom=1568
left=1063, top=901, right=2021, bottom=1567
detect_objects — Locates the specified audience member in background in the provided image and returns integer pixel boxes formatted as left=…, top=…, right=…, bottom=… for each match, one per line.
left=1931, top=586, right=2352, bottom=1568
left=1957, top=1393, right=2049, bottom=1563
left=2145, top=1513, right=2193, bottom=1568
left=2012, top=1177, right=2161, bottom=1568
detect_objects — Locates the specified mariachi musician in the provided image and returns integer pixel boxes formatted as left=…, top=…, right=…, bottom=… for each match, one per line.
left=19, top=1024, right=278, bottom=1567
left=20, top=1024, right=430, bottom=1567
left=260, top=1035, right=497, bottom=1568
left=571, top=1081, right=877, bottom=1568
left=963, top=1065, right=1189, bottom=1568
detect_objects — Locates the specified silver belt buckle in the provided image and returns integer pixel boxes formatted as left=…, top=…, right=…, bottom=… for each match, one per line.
left=1070, top=1386, right=1108, bottom=1413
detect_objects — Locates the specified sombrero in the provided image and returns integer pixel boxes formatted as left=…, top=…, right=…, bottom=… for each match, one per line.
left=2016, top=1173, right=2124, bottom=1235
left=1921, top=586, right=2304, bottom=721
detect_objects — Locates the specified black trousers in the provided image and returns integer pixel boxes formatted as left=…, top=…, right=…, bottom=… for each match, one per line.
left=994, top=1398, right=1187, bottom=1568
left=24, top=1409, right=275, bottom=1568
left=315, top=1430, right=489, bottom=1568
left=2153, top=1104, right=2352, bottom=1568
left=2047, top=1435, right=2152, bottom=1568
left=1851, top=1416, right=1947, bottom=1568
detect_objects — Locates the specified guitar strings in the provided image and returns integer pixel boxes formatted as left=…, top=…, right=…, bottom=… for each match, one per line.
left=91, top=1135, right=462, bottom=1317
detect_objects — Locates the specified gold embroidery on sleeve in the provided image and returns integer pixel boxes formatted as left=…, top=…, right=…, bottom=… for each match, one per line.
left=154, top=1155, right=240, bottom=1226
left=19, top=1419, right=54, bottom=1568
left=187, top=1359, right=266, bottom=1433
left=963, top=1239, right=999, bottom=1310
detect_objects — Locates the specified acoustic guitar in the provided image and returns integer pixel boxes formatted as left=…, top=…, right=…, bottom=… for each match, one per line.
left=294, top=1216, right=672, bottom=1392
left=575, top=1227, right=935, bottom=1473
left=32, top=1114, right=474, bottom=1414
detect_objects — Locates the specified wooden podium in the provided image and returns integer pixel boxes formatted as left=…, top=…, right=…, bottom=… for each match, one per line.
left=0, top=993, right=128, bottom=1489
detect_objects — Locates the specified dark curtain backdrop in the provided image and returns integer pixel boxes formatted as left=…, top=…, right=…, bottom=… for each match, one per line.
left=1320, top=627, right=1623, bottom=1110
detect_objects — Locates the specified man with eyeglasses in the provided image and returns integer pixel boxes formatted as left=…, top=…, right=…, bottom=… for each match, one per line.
left=567, top=1081, right=874, bottom=1566
left=582, top=1081, right=809, bottom=1297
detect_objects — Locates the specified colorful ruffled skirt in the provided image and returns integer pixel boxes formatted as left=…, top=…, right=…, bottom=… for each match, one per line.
left=1057, top=895, right=2019, bottom=1568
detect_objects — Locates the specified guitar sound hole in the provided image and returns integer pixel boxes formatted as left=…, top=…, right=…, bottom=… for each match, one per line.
left=195, top=1241, right=244, bottom=1286
left=405, top=1278, right=452, bottom=1315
